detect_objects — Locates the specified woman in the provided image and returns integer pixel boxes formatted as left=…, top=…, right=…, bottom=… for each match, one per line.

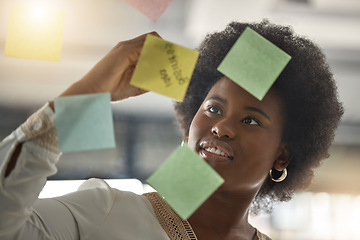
left=0, top=20, right=343, bottom=239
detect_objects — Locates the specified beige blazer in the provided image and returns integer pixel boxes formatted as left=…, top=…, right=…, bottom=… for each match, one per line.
left=0, top=103, right=271, bottom=240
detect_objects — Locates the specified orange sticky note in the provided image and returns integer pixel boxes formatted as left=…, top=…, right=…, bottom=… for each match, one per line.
left=124, top=0, right=172, bottom=22
left=130, top=35, right=199, bottom=102
left=5, top=4, right=65, bottom=62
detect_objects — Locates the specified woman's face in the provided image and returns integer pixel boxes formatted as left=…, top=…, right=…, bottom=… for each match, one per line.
left=187, top=77, right=287, bottom=195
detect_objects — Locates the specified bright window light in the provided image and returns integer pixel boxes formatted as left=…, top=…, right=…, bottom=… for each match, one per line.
left=39, top=179, right=145, bottom=198
left=5, top=4, right=65, bottom=62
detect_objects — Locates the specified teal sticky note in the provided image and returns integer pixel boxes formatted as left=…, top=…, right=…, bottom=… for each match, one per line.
left=146, top=144, right=224, bottom=220
left=54, top=93, right=115, bottom=152
left=217, top=27, right=291, bottom=100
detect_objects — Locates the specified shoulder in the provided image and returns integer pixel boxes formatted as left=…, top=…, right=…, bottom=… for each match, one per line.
left=256, top=229, right=272, bottom=240
left=54, top=178, right=116, bottom=221
left=53, top=178, right=155, bottom=238
left=55, top=178, right=148, bottom=212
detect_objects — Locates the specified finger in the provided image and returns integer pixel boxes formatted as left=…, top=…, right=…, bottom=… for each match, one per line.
left=112, top=67, right=148, bottom=101
left=148, top=31, right=162, bottom=39
left=129, top=31, right=163, bottom=59
left=122, top=33, right=161, bottom=64
left=134, top=31, right=161, bottom=40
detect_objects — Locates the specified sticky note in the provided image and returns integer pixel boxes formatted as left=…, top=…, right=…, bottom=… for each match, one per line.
left=5, top=4, right=65, bottom=62
left=217, top=27, right=291, bottom=101
left=146, top=144, right=224, bottom=220
left=54, top=93, right=115, bottom=153
left=124, top=0, right=172, bottom=22
left=130, top=35, right=199, bottom=102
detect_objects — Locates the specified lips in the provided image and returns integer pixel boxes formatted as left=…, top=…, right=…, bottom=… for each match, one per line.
left=203, top=147, right=229, bottom=158
left=199, top=139, right=234, bottom=161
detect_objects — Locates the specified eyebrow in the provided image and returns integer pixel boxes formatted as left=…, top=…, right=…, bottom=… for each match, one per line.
left=205, top=96, right=227, bottom=104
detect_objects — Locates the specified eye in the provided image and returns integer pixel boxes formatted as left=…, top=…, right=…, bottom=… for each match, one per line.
left=242, top=117, right=260, bottom=126
left=206, top=105, right=222, bottom=115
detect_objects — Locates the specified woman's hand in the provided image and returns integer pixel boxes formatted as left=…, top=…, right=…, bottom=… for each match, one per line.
left=59, top=32, right=161, bottom=101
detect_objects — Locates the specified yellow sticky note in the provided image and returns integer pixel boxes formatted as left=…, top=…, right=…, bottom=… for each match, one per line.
left=130, top=35, right=199, bottom=102
left=5, top=4, right=65, bottom=62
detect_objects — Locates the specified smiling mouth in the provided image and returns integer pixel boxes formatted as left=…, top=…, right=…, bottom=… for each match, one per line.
left=200, top=146, right=233, bottom=160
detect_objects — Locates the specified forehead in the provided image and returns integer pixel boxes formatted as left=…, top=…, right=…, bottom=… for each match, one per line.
left=206, top=77, right=285, bottom=117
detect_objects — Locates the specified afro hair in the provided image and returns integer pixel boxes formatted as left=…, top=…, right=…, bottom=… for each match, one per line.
left=174, top=19, right=344, bottom=214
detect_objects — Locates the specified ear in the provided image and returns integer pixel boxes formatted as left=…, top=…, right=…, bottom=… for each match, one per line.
left=272, top=143, right=291, bottom=171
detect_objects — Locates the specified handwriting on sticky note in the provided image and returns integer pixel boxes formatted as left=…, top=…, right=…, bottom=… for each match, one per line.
left=217, top=27, right=291, bottom=101
left=124, top=0, right=172, bottom=22
left=5, top=4, right=65, bottom=62
left=146, top=144, right=224, bottom=220
left=160, top=43, right=189, bottom=87
left=54, top=93, right=115, bottom=153
left=130, top=34, right=199, bottom=102
left=159, top=69, right=172, bottom=87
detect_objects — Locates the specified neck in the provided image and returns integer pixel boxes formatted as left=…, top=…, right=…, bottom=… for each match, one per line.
left=188, top=191, right=256, bottom=240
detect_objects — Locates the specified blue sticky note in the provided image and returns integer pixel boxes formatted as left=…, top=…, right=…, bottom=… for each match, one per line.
left=146, top=144, right=224, bottom=220
left=54, top=93, right=115, bottom=152
left=217, top=27, right=291, bottom=101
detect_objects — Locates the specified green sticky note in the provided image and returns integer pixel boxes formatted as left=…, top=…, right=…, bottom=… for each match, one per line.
left=130, top=34, right=199, bottom=102
left=146, top=144, right=224, bottom=220
left=217, top=27, right=291, bottom=100
left=54, top=93, right=115, bottom=152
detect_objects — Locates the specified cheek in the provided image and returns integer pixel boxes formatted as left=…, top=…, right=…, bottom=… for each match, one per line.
left=254, top=135, right=279, bottom=153
left=187, top=113, right=206, bottom=150
left=243, top=131, right=282, bottom=166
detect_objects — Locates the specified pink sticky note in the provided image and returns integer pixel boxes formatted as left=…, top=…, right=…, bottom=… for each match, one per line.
left=124, top=0, right=172, bottom=22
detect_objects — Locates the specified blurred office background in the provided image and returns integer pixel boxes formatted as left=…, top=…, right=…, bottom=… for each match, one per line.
left=0, top=0, right=359, bottom=239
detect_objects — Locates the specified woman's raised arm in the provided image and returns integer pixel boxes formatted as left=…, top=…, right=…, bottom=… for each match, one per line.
left=55, top=32, right=160, bottom=102
left=0, top=32, right=159, bottom=239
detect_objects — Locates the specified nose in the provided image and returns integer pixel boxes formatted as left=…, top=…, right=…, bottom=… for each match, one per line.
left=211, top=118, right=236, bottom=139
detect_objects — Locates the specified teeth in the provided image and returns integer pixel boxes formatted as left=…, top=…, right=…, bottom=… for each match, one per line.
left=205, top=147, right=228, bottom=157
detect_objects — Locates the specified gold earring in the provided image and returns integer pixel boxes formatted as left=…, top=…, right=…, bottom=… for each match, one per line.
left=270, top=167, right=287, bottom=182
